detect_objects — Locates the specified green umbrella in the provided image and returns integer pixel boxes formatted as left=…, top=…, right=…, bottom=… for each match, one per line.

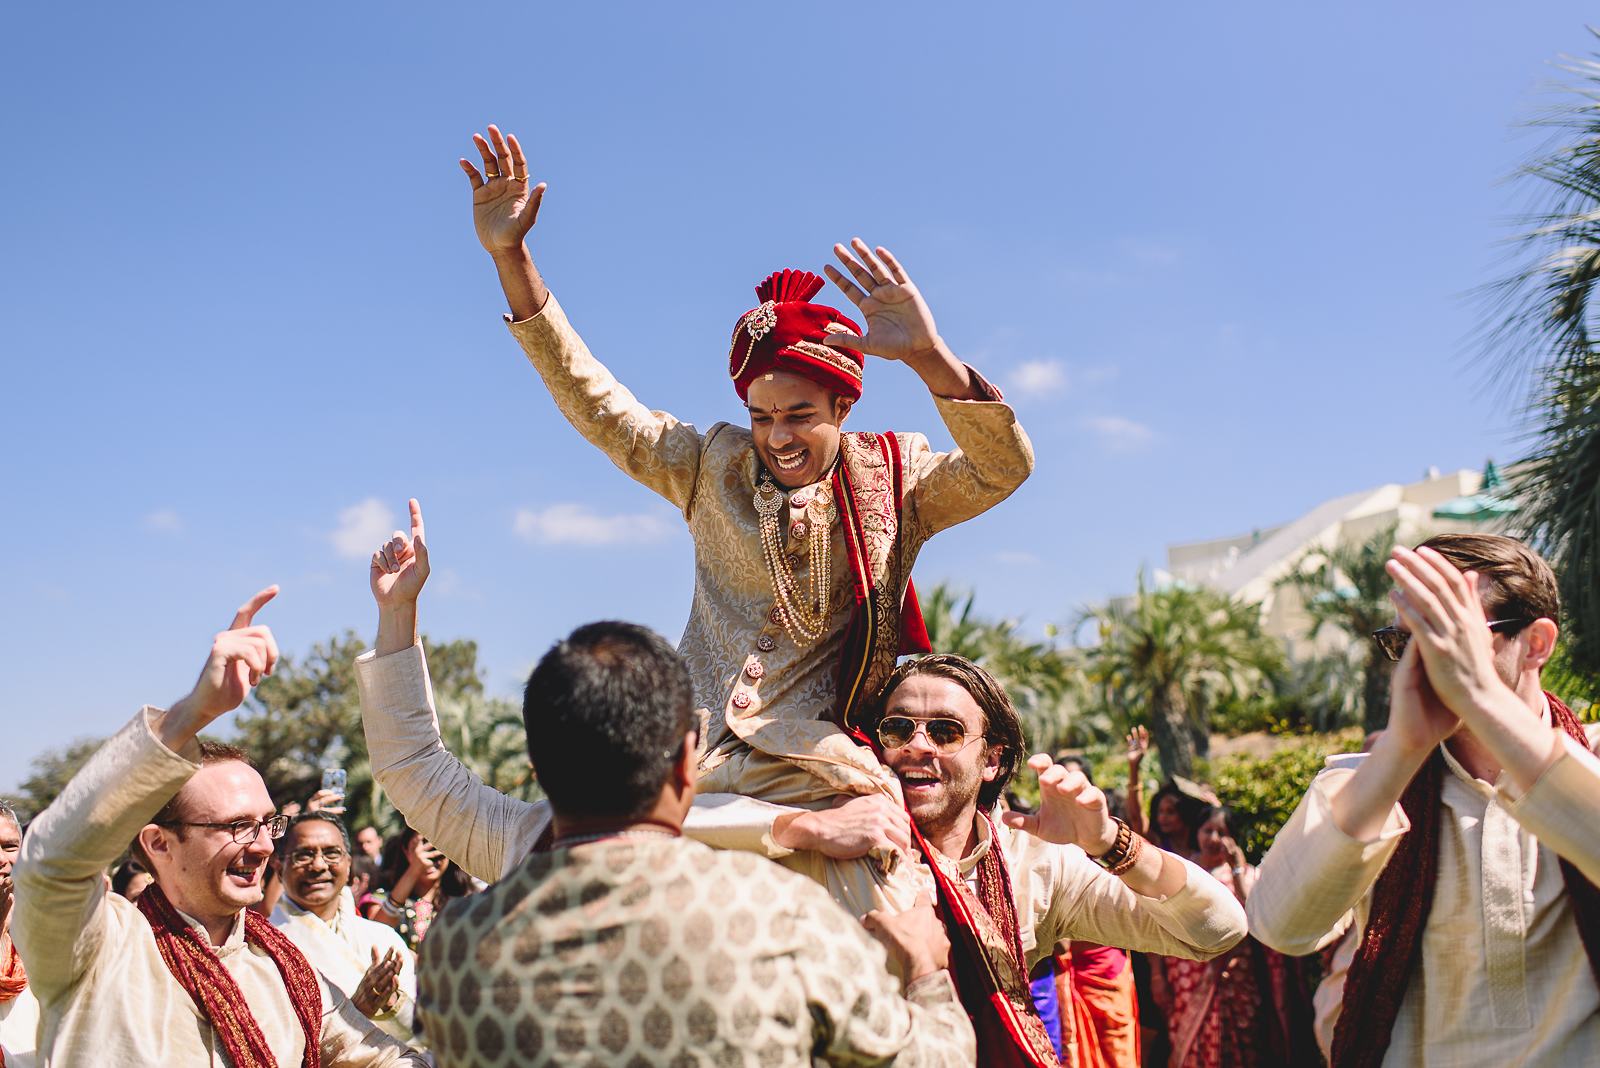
left=1433, top=460, right=1519, bottom=521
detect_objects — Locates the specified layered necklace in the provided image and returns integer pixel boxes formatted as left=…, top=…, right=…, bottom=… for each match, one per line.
left=754, top=467, right=836, bottom=646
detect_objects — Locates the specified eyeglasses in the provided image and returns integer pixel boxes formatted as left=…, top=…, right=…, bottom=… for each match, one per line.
left=877, top=716, right=979, bottom=755
left=1370, top=618, right=1531, bottom=663
left=156, top=815, right=291, bottom=844
left=286, top=846, right=349, bottom=868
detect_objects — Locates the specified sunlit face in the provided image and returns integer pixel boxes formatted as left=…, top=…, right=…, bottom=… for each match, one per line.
left=746, top=372, right=851, bottom=489
left=1156, top=794, right=1184, bottom=836
left=141, top=762, right=278, bottom=922
left=356, top=826, right=382, bottom=860
left=880, top=675, right=1002, bottom=843
left=120, top=871, right=154, bottom=901
left=1197, top=812, right=1229, bottom=861
left=0, top=815, right=20, bottom=905
left=280, top=819, right=351, bottom=916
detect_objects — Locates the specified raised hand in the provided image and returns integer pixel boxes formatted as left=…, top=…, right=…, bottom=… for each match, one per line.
left=1001, top=754, right=1120, bottom=856
left=862, top=892, right=951, bottom=982
left=822, top=239, right=943, bottom=364
left=1383, top=629, right=1460, bottom=757
left=1126, top=726, right=1150, bottom=768
left=370, top=499, right=430, bottom=610
left=351, top=947, right=404, bottom=1017
left=1385, top=546, right=1509, bottom=716
left=460, top=125, right=546, bottom=256
left=773, top=794, right=913, bottom=860
left=171, top=586, right=280, bottom=731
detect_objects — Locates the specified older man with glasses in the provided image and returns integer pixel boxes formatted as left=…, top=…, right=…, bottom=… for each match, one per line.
left=792, top=653, right=1248, bottom=1066
left=1250, top=533, right=1600, bottom=1067
left=11, top=588, right=423, bottom=1067
left=271, top=813, right=421, bottom=1051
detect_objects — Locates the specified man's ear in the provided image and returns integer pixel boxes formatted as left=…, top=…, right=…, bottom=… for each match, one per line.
left=138, top=824, right=171, bottom=868
left=980, top=744, right=1004, bottom=783
left=834, top=395, right=854, bottom=424
left=1525, top=618, right=1559, bottom=671
left=673, top=731, right=699, bottom=793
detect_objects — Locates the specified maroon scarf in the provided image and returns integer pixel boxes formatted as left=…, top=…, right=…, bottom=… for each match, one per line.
left=137, top=883, right=324, bottom=1068
left=1331, top=692, right=1600, bottom=1067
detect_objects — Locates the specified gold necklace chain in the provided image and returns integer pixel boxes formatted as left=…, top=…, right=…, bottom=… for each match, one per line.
left=754, top=473, right=835, bottom=645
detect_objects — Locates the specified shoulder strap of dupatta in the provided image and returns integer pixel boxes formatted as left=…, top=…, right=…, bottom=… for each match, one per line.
left=1546, top=692, right=1600, bottom=989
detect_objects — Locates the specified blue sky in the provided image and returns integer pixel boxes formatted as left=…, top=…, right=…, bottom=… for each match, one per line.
left=2, top=3, right=1591, bottom=791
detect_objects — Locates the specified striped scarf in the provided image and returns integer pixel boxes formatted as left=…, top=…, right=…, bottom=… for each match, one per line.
left=137, top=882, right=324, bottom=1068
left=1331, top=692, right=1600, bottom=1067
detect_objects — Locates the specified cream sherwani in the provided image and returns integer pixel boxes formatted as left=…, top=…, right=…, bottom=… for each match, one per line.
left=273, top=889, right=420, bottom=1049
left=0, top=980, right=39, bottom=1068
left=11, top=709, right=425, bottom=1067
left=505, top=296, right=1033, bottom=913
left=1249, top=712, right=1600, bottom=1067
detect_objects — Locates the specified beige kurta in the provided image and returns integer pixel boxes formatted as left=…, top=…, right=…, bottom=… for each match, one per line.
left=416, top=835, right=975, bottom=1067
left=10, top=709, right=424, bottom=1067
left=506, top=296, right=1033, bottom=912
left=272, top=890, right=420, bottom=1049
left=1248, top=712, right=1600, bottom=1066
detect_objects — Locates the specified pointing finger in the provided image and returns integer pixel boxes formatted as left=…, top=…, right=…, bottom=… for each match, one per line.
left=231, top=586, right=279, bottom=630
left=409, top=499, right=425, bottom=543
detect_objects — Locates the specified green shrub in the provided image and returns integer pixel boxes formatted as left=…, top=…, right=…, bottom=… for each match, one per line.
left=1209, top=732, right=1362, bottom=862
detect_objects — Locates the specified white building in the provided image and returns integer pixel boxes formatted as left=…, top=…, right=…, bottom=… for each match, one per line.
left=1164, top=465, right=1512, bottom=659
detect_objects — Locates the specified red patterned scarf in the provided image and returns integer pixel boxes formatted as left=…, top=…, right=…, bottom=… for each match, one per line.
left=1331, top=692, right=1600, bottom=1067
left=909, top=814, right=1060, bottom=1067
left=137, top=883, right=324, bottom=1068
left=0, top=930, right=25, bottom=1004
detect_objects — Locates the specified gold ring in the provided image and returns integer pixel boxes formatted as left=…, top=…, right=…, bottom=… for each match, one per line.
left=485, top=169, right=500, bottom=178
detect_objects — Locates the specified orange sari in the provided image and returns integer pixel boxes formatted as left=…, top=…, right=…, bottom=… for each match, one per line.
left=1056, top=943, right=1139, bottom=1068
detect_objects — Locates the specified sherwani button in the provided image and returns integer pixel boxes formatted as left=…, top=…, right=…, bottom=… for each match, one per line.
left=745, top=661, right=765, bottom=680
left=790, top=520, right=809, bottom=540
left=757, top=635, right=776, bottom=652
left=731, top=691, right=752, bottom=710
left=768, top=606, right=784, bottom=625
left=790, top=492, right=812, bottom=509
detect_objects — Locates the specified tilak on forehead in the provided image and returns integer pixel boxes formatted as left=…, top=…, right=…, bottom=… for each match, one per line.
left=729, top=269, right=866, bottom=401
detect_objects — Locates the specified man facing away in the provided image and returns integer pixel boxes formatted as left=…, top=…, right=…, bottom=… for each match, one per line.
left=11, top=588, right=423, bottom=1067
left=821, top=655, right=1246, bottom=1067
left=271, top=813, right=421, bottom=1051
left=454, top=124, right=1034, bottom=915
left=1249, top=534, right=1600, bottom=1066
left=416, top=618, right=976, bottom=1066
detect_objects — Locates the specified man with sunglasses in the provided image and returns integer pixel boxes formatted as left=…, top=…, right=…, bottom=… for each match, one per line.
left=271, top=813, right=421, bottom=1050
left=1249, top=534, right=1600, bottom=1067
left=11, top=589, right=423, bottom=1066
left=833, top=655, right=1247, bottom=1066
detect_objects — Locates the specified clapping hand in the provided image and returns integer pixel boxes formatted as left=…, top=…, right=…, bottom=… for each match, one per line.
left=1001, top=754, right=1120, bottom=856
left=352, top=947, right=404, bottom=1018
left=822, top=239, right=944, bottom=364
left=1126, top=726, right=1150, bottom=768
left=460, top=125, right=545, bottom=256
left=370, top=499, right=430, bottom=609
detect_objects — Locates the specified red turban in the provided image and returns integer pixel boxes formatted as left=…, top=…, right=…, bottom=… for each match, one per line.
left=728, top=270, right=865, bottom=402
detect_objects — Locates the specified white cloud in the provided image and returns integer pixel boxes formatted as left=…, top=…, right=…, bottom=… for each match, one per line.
left=1010, top=360, right=1068, bottom=398
left=331, top=498, right=398, bottom=559
left=1085, top=415, right=1155, bottom=451
left=143, top=509, right=183, bottom=534
left=513, top=503, right=671, bottom=547
left=995, top=550, right=1041, bottom=566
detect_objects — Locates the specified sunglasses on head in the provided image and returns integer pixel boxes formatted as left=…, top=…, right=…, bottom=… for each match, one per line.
left=876, top=715, right=977, bottom=754
left=1370, top=618, right=1531, bottom=663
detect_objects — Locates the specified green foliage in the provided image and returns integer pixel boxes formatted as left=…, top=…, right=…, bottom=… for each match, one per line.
left=1208, top=732, right=1362, bottom=862
left=1485, top=37, right=1600, bottom=678
left=1078, top=576, right=1282, bottom=779
left=1277, top=525, right=1398, bottom=732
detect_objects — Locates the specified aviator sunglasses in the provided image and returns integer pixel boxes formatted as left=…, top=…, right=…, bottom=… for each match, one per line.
left=1370, top=618, right=1531, bottom=663
left=876, top=715, right=980, bottom=755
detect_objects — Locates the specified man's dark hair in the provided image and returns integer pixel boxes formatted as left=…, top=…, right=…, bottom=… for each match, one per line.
left=131, top=740, right=255, bottom=869
left=522, top=621, right=695, bottom=821
left=280, top=811, right=351, bottom=855
left=869, top=653, right=1026, bottom=812
left=1416, top=533, right=1560, bottom=631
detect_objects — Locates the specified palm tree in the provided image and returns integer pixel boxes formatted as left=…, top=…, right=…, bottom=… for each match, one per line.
left=1078, top=577, right=1281, bottom=779
left=1277, top=525, right=1397, bottom=733
left=1486, top=39, right=1600, bottom=676
left=917, top=583, right=1090, bottom=754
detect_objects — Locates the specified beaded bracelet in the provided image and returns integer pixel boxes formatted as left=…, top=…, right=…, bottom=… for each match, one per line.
left=1093, top=817, right=1143, bottom=876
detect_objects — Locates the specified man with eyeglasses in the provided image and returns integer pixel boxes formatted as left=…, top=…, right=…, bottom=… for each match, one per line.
left=816, top=654, right=1247, bottom=1066
left=11, top=588, right=424, bottom=1066
left=1249, top=534, right=1600, bottom=1067
left=271, top=813, right=421, bottom=1050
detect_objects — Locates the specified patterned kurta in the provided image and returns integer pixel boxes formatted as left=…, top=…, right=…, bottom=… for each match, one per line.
left=507, top=297, right=1033, bottom=912
left=417, top=835, right=975, bottom=1067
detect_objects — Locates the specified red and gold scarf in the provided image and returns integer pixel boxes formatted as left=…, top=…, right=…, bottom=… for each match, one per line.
left=137, top=883, right=324, bottom=1068
left=1331, top=692, right=1600, bottom=1067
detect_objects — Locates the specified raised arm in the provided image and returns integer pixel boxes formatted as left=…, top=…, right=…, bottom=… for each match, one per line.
left=13, top=589, right=281, bottom=998
left=1123, top=726, right=1150, bottom=835
left=461, top=125, right=705, bottom=510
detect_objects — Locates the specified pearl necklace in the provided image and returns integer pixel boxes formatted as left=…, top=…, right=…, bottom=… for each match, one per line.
left=754, top=470, right=835, bottom=646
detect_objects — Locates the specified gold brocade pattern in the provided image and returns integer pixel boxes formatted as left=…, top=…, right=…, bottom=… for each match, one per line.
left=506, top=295, right=1034, bottom=803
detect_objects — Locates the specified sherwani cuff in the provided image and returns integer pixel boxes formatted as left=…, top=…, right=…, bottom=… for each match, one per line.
left=1498, top=733, right=1600, bottom=882
left=682, top=794, right=796, bottom=860
left=504, top=291, right=566, bottom=332
left=354, top=642, right=431, bottom=747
